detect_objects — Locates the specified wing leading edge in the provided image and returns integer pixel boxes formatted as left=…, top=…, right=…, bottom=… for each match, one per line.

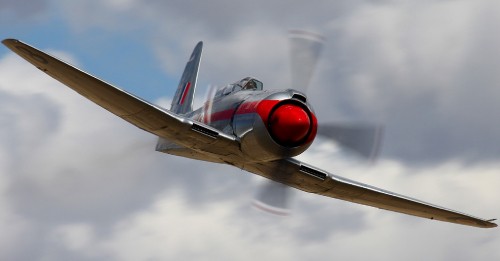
left=2, top=39, right=240, bottom=158
left=4, top=39, right=496, bottom=229
left=243, top=159, right=497, bottom=228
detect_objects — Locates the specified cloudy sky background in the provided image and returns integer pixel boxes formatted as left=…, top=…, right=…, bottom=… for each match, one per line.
left=1, top=0, right=500, bottom=260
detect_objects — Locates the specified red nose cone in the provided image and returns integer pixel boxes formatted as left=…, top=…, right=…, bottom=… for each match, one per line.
left=269, top=104, right=311, bottom=146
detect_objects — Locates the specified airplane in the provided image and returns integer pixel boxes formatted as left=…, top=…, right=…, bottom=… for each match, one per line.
left=2, top=32, right=497, bottom=229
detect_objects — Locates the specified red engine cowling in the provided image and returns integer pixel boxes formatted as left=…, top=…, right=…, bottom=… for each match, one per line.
left=233, top=94, right=317, bottom=162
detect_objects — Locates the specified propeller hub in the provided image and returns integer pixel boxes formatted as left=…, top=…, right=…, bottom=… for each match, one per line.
left=268, top=103, right=312, bottom=147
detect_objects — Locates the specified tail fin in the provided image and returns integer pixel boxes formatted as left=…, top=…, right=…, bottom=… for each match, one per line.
left=170, top=41, right=203, bottom=114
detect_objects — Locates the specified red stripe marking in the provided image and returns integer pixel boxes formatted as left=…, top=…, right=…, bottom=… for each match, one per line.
left=201, top=98, right=317, bottom=145
left=203, top=100, right=278, bottom=123
left=180, top=82, right=191, bottom=105
left=235, top=101, right=261, bottom=114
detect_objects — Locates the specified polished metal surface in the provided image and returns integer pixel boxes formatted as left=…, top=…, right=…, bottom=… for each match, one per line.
left=3, top=38, right=496, bottom=228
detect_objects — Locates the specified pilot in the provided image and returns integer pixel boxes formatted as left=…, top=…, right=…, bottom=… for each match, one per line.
left=243, top=79, right=257, bottom=90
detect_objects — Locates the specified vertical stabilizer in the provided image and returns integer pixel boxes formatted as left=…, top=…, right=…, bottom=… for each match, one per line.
left=170, top=41, right=203, bottom=114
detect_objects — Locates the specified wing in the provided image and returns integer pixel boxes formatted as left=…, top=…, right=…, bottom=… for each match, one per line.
left=2, top=39, right=240, bottom=158
left=5, top=39, right=495, bottom=229
left=243, top=159, right=497, bottom=228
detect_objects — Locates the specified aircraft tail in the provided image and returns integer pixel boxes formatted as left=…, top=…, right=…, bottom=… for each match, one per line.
left=158, top=41, right=203, bottom=151
left=170, top=41, right=203, bottom=114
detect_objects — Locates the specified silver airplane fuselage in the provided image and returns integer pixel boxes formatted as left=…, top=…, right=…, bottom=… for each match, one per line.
left=3, top=38, right=496, bottom=228
left=159, top=78, right=318, bottom=163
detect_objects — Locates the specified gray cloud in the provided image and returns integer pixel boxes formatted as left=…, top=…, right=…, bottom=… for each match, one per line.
left=1, top=0, right=500, bottom=260
left=75, top=0, right=500, bottom=164
left=298, top=1, right=500, bottom=164
left=142, top=0, right=358, bottom=37
left=0, top=0, right=48, bottom=20
left=1, top=50, right=499, bottom=260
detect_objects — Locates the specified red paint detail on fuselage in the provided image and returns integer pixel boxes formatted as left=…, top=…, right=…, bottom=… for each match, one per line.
left=199, top=97, right=317, bottom=147
left=207, top=108, right=236, bottom=122
left=236, top=100, right=267, bottom=115
left=255, top=100, right=281, bottom=126
left=307, top=112, right=318, bottom=144
left=268, top=104, right=311, bottom=146
left=256, top=100, right=317, bottom=147
left=180, top=82, right=191, bottom=105
left=204, top=100, right=278, bottom=123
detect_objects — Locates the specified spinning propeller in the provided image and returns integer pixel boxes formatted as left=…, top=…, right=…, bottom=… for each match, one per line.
left=252, top=30, right=384, bottom=215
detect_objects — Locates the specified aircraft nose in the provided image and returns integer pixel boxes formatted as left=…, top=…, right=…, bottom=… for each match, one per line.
left=268, top=103, right=311, bottom=147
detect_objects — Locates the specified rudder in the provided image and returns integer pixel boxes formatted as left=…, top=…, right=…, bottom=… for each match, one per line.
left=170, top=41, right=203, bottom=114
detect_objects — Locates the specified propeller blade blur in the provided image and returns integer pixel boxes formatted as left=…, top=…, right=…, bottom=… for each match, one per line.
left=317, top=123, right=384, bottom=161
left=203, top=84, right=217, bottom=124
left=253, top=180, right=291, bottom=216
left=252, top=30, right=325, bottom=215
left=289, top=30, right=325, bottom=93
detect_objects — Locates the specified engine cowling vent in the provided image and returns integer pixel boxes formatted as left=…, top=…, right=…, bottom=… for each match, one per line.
left=292, top=93, right=307, bottom=103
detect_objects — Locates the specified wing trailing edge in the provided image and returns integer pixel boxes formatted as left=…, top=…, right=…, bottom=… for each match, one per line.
left=4, top=38, right=495, bottom=229
left=2, top=39, right=239, bottom=159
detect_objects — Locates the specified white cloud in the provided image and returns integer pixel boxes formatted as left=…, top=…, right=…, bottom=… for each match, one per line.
left=50, top=223, right=96, bottom=252
left=46, top=158, right=499, bottom=261
left=1, top=43, right=499, bottom=261
left=0, top=152, right=32, bottom=259
left=1, top=0, right=500, bottom=260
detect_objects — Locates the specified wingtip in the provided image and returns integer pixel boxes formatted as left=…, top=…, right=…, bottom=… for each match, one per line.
left=486, top=219, right=497, bottom=228
left=2, top=38, right=19, bottom=46
left=475, top=218, right=497, bottom=228
left=486, top=223, right=497, bottom=228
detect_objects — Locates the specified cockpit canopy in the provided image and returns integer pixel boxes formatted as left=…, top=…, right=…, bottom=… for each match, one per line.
left=238, top=77, right=263, bottom=91
left=216, top=77, right=263, bottom=97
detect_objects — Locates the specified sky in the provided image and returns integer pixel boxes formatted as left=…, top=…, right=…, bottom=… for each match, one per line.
left=0, top=0, right=499, bottom=260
